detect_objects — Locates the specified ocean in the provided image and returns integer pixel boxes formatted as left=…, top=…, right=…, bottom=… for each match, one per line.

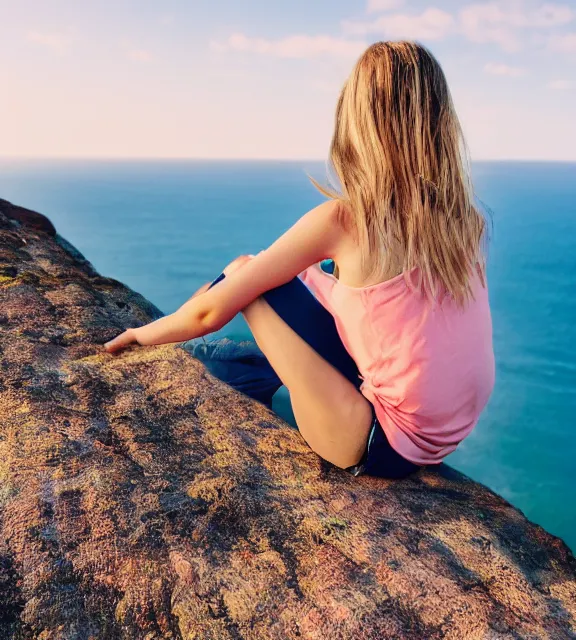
left=0, top=158, right=574, bottom=551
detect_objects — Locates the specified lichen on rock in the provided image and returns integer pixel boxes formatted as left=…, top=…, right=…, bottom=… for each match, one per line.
left=0, top=198, right=575, bottom=640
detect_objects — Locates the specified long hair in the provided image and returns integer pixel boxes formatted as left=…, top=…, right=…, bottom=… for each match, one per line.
left=311, top=41, right=488, bottom=307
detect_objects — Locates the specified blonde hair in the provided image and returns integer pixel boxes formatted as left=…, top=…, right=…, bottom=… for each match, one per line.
left=311, top=41, right=488, bottom=307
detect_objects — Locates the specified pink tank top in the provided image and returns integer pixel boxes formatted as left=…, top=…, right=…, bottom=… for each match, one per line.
left=299, top=263, right=495, bottom=465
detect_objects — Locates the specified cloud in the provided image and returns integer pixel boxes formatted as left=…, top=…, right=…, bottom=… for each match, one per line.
left=128, top=49, right=153, bottom=62
left=343, top=2, right=574, bottom=51
left=26, top=30, right=74, bottom=54
left=548, top=78, right=573, bottom=89
left=210, top=1, right=574, bottom=63
left=342, top=8, right=455, bottom=40
left=367, top=0, right=405, bottom=13
left=484, top=62, right=527, bottom=76
left=548, top=31, right=576, bottom=51
left=210, top=33, right=367, bottom=58
left=459, top=10, right=520, bottom=50
left=459, top=2, right=574, bottom=51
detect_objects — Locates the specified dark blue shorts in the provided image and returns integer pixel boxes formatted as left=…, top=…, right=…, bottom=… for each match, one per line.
left=204, top=264, right=422, bottom=480
left=345, top=405, right=421, bottom=479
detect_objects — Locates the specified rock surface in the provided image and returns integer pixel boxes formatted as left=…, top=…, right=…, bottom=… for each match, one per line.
left=0, top=198, right=575, bottom=640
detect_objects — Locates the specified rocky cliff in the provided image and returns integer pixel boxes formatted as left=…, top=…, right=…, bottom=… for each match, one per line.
left=0, top=198, right=575, bottom=640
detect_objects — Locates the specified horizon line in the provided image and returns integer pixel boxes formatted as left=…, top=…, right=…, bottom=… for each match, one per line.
left=1, top=155, right=575, bottom=163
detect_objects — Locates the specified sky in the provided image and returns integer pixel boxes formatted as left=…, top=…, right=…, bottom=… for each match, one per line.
left=0, top=0, right=574, bottom=161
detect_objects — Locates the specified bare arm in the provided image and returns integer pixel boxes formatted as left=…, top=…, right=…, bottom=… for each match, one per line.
left=104, top=200, right=344, bottom=353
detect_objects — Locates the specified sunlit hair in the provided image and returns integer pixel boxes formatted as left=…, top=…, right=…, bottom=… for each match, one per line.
left=311, top=41, right=488, bottom=307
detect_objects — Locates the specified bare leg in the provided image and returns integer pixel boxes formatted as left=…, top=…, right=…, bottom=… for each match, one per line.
left=242, top=297, right=373, bottom=469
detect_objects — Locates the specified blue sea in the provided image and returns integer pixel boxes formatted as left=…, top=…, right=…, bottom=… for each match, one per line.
left=0, top=158, right=574, bottom=551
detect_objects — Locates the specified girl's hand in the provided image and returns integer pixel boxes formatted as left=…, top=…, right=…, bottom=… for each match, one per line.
left=104, top=328, right=139, bottom=354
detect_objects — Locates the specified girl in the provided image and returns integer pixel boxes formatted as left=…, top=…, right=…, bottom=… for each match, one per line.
left=104, top=41, right=495, bottom=480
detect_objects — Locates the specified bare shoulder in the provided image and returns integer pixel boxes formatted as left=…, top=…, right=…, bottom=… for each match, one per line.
left=309, top=199, right=354, bottom=253
left=311, top=198, right=341, bottom=224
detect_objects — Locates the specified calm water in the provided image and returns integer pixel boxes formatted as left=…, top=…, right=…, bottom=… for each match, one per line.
left=0, top=159, right=574, bottom=551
